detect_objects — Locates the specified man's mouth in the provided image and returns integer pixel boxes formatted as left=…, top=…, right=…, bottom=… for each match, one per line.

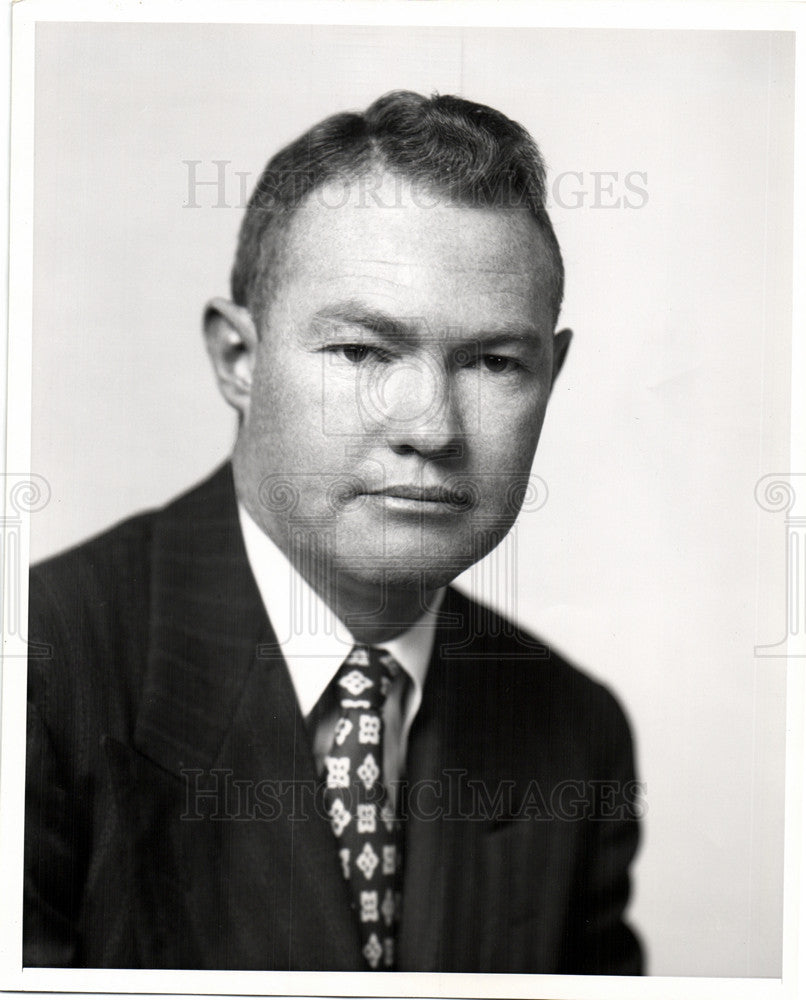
left=363, top=484, right=475, bottom=511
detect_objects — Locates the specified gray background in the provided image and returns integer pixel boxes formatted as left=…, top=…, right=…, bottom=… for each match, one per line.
left=30, top=22, right=794, bottom=976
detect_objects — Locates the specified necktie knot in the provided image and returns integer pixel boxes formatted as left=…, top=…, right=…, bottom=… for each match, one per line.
left=335, top=645, right=398, bottom=713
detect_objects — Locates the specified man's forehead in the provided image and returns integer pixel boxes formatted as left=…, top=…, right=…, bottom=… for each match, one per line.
left=281, top=171, right=550, bottom=274
left=282, top=256, right=551, bottom=332
left=312, top=256, right=540, bottom=292
left=258, top=171, right=557, bottom=335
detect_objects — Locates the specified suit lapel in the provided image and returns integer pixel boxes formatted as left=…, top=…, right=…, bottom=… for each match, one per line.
left=398, top=587, right=564, bottom=973
left=134, top=463, right=270, bottom=771
left=122, top=464, right=361, bottom=969
left=397, top=586, right=485, bottom=971
left=395, top=643, right=446, bottom=971
left=216, top=623, right=364, bottom=969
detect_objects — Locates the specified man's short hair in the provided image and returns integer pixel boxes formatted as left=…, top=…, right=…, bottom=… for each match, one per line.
left=231, top=90, right=565, bottom=327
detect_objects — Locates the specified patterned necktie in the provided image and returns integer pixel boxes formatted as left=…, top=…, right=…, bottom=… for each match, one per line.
left=323, top=645, right=404, bottom=970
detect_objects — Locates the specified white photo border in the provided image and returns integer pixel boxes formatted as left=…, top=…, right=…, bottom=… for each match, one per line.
left=2, top=2, right=804, bottom=999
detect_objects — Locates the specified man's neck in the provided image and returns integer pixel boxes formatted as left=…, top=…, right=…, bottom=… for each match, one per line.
left=322, top=574, right=440, bottom=646
left=291, top=546, right=439, bottom=645
left=237, top=494, right=442, bottom=645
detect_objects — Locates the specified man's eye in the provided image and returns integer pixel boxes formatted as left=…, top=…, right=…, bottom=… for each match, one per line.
left=482, top=354, right=518, bottom=374
left=342, top=344, right=369, bottom=363
left=455, top=350, right=521, bottom=374
left=330, top=344, right=390, bottom=364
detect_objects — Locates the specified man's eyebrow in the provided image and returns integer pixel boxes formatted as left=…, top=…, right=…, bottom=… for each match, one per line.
left=470, top=328, right=544, bottom=346
left=311, top=302, right=418, bottom=342
left=310, top=301, right=545, bottom=347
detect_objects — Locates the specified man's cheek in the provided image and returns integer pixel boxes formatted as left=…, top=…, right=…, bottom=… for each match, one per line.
left=474, top=435, right=537, bottom=478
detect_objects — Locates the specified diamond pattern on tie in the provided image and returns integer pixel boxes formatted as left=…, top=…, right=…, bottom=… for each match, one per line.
left=356, top=842, right=379, bottom=879
left=363, top=932, right=383, bottom=969
left=328, top=798, right=351, bottom=837
left=323, top=645, right=404, bottom=970
left=356, top=753, right=380, bottom=790
left=339, top=669, right=373, bottom=696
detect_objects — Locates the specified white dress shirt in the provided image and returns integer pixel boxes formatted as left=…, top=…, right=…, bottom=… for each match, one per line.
left=238, top=504, right=443, bottom=801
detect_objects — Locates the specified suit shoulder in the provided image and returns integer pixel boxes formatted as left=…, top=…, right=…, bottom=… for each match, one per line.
left=27, top=465, right=233, bottom=737
left=443, top=586, right=635, bottom=747
left=29, top=464, right=231, bottom=607
left=27, top=506, right=158, bottom=713
left=30, top=506, right=157, bottom=616
left=28, top=465, right=229, bottom=662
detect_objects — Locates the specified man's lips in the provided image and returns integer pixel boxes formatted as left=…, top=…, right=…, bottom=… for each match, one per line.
left=361, top=484, right=474, bottom=510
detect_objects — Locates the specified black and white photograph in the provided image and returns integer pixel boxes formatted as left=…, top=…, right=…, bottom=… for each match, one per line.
left=0, top=2, right=803, bottom=997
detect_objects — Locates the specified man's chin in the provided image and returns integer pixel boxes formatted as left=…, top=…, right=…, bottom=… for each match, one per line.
left=334, top=560, right=463, bottom=593
left=329, top=534, right=509, bottom=593
left=281, top=515, right=514, bottom=595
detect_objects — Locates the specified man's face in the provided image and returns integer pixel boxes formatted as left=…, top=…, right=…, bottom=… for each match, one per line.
left=233, top=172, right=561, bottom=592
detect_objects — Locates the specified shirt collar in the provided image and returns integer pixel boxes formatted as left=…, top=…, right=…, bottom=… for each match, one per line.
left=237, top=503, right=442, bottom=718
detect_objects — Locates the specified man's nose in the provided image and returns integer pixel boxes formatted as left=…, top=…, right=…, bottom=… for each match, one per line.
left=364, top=358, right=462, bottom=458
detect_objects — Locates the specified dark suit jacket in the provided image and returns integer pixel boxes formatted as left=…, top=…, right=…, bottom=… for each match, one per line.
left=24, top=464, right=643, bottom=973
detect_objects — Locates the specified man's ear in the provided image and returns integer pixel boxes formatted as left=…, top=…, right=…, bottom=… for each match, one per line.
left=550, top=327, right=572, bottom=388
left=203, top=297, right=258, bottom=418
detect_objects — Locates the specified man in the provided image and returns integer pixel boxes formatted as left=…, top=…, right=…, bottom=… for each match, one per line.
left=24, top=91, right=642, bottom=973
